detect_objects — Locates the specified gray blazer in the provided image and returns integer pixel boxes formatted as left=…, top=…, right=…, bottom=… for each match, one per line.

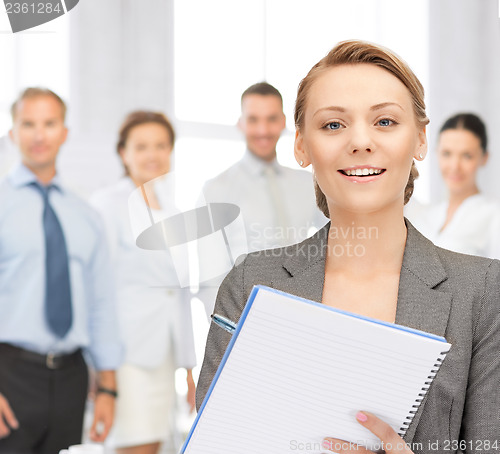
left=196, top=221, right=500, bottom=453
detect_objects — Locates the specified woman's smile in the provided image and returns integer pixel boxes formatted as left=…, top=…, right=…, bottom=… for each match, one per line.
left=338, top=165, right=386, bottom=183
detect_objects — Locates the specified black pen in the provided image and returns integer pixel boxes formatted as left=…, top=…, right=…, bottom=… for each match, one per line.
left=211, top=313, right=237, bottom=335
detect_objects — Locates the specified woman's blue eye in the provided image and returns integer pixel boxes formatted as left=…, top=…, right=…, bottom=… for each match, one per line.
left=327, top=122, right=341, bottom=130
left=378, top=119, right=392, bottom=127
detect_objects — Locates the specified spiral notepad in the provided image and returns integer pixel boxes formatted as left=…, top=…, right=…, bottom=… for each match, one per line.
left=183, top=285, right=451, bottom=453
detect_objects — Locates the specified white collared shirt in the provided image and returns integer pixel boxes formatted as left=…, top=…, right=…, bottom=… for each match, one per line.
left=407, top=193, right=500, bottom=259
left=90, top=177, right=196, bottom=369
left=201, top=151, right=327, bottom=252
left=197, top=151, right=327, bottom=314
left=0, top=163, right=122, bottom=369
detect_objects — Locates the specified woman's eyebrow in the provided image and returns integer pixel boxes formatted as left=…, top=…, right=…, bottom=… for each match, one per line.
left=312, top=106, right=346, bottom=118
left=313, top=102, right=404, bottom=118
left=370, top=102, right=404, bottom=111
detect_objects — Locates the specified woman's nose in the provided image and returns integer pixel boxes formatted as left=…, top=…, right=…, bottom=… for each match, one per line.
left=350, top=124, right=372, bottom=154
left=449, top=156, right=461, bottom=171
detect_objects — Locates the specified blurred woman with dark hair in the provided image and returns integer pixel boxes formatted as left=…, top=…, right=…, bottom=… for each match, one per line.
left=410, top=112, right=500, bottom=258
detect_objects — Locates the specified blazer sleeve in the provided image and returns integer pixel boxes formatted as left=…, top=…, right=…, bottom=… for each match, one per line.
left=459, top=259, right=500, bottom=451
left=195, top=256, right=248, bottom=411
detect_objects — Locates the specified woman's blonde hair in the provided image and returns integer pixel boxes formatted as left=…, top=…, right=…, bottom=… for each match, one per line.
left=294, top=40, right=429, bottom=218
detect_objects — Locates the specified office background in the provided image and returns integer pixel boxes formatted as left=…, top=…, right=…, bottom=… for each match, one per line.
left=1, top=0, right=499, bottom=209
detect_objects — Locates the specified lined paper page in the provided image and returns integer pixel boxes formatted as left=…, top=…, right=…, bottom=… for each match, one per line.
left=185, top=286, right=451, bottom=454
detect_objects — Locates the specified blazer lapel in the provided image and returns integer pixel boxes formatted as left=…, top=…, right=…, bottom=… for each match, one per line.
left=395, top=220, right=452, bottom=337
left=270, top=224, right=328, bottom=303
left=396, top=221, right=453, bottom=443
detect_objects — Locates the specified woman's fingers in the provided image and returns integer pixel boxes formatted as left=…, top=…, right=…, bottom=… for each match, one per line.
left=354, top=411, right=413, bottom=453
left=322, top=411, right=414, bottom=453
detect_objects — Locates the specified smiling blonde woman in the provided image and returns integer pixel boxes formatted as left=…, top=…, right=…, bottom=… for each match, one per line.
left=196, top=41, right=500, bottom=454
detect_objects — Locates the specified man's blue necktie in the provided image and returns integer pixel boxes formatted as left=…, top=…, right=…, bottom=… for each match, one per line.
left=32, top=182, right=73, bottom=338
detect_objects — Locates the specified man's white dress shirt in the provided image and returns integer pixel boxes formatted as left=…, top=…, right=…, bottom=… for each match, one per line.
left=0, top=163, right=122, bottom=370
left=198, top=151, right=327, bottom=314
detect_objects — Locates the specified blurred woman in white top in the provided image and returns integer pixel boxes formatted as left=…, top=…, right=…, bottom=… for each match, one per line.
left=90, top=111, right=196, bottom=454
left=408, top=113, right=500, bottom=258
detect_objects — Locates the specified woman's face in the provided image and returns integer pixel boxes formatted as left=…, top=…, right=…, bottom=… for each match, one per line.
left=437, top=129, right=487, bottom=196
left=295, top=64, right=426, bottom=216
left=120, top=122, right=173, bottom=185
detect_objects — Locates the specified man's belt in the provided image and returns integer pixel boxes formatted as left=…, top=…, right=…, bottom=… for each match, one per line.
left=0, top=343, right=82, bottom=370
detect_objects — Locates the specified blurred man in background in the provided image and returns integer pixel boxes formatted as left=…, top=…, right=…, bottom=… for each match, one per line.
left=198, top=82, right=326, bottom=315
left=0, top=88, right=122, bottom=453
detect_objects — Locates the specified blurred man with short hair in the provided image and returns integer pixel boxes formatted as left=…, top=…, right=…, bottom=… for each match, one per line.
left=0, top=88, right=122, bottom=454
left=199, top=82, right=326, bottom=314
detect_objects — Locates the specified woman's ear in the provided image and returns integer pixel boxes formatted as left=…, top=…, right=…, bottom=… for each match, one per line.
left=118, top=146, right=129, bottom=164
left=415, top=126, right=428, bottom=161
left=294, top=130, right=310, bottom=167
left=480, top=151, right=489, bottom=167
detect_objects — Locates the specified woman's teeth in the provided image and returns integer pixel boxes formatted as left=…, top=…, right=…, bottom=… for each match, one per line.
left=344, top=168, right=384, bottom=176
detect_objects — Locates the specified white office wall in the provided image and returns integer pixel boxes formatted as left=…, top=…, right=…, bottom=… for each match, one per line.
left=58, top=0, right=431, bottom=205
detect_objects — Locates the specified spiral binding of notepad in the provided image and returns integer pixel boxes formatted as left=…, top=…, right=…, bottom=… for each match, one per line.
left=398, top=352, right=448, bottom=435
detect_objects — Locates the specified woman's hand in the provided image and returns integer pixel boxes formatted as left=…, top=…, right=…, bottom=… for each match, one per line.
left=186, top=369, right=196, bottom=413
left=323, top=412, right=414, bottom=453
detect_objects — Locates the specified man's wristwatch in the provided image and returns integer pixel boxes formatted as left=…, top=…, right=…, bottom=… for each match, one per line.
left=96, top=386, right=118, bottom=398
